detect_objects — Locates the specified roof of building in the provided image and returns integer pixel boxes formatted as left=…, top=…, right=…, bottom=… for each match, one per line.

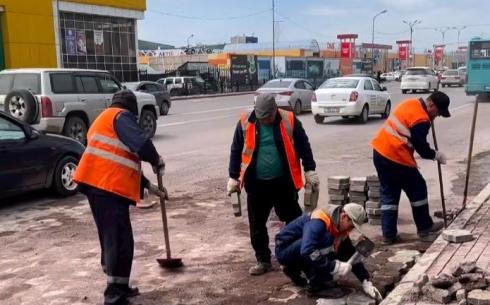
left=223, top=40, right=320, bottom=53
left=138, top=40, right=174, bottom=50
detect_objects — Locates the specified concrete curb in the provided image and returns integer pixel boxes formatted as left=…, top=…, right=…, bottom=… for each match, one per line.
left=379, top=183, right=490, bottom=305
left=172, top=91, right=254, bottom=101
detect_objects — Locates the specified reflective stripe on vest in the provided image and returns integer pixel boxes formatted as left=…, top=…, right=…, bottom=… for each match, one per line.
left=371, top=98, right=430, bottom=167
left=73, top=108, right=141, bottom=202
left=238, top=110, right=304, bottom=190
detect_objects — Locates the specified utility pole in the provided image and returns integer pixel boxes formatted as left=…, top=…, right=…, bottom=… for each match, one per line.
left=403, top=20, right=422, bottom=67
left=187, top=34, right=194, bottom=49
left=372, top=10, right=387, bottom=75
left=435, top=27, right=451, bottom=44
left=272, top=0, right=275, bottom=79
left=452, top=26, right=467, bottom=67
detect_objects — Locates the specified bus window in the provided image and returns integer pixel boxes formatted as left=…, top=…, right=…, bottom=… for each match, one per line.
left=470, top=41, right=490, bottom=59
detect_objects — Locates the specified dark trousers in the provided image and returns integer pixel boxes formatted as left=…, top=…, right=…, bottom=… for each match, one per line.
left=86, top=191, right=134, bottom=305
left=246, top=176, right=303, bottom=263
left=373, top=150, right=434, bottom=239
left=276, top=238, right=369, bottom=286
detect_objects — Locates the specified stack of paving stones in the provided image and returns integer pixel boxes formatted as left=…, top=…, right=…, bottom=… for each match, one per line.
left=415, top=261, right=490, bottom=304
left=327, top=176, right=350, bottom=206
left=349, top=177, right=368, bottom=207
left=366, top=174, right=382, bottom=225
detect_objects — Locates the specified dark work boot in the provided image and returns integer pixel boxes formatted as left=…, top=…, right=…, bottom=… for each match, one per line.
left=249, top=262, right=273, bottom=276
left=382, top=234, right=401, bottom=245
left=418, top=221, right=444, bottom=239
left=282, top=266, right=307, bottom=287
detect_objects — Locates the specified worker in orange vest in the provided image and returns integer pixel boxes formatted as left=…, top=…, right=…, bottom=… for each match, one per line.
left=228, top=93, right=319, bottom=276
left=371, top=91, right=450, bottom=245
left=74, top=90, right=165, bottom=305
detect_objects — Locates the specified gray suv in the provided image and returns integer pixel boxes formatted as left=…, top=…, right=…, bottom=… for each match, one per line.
left=0, top=69, right=159, bottom=144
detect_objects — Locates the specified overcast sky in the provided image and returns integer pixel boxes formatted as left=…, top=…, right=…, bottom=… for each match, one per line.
left=138, top=0, right=490, bottom=52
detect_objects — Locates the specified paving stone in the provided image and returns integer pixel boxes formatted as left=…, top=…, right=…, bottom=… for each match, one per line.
left=452, top=261, right=478, bottom=277
left=368, top=186, right=381, bottom=193
left=329, top=194, right=349, bottom=201
left=350, top=194, right=368, bottom=201
left=366, top=174, right=379, bottom=182
left=449, top=282, right=465, bottom=298
left=365, top=201, right=381, bottom=208
left=416, top=273, right=430, bottom=289
left=442, top=229, right=474, bottom=243
left=351, top=177, right=367, bottom=184
left=422, top=284, right=453, bottom=303
left=366, top=208, right=382, bottom=216
left=329, top=189, right=348, bottom=195
left=328, top=176, right=350, bottom=184
left=387, top=250, right=421, bottom=267
left=431, top=273, right=457, bottom=289
left=456, top=289, right=467, bottom=302
left=315, top=298, right=346, bottom=305
left=346, top=291, right=376, bottom=305
left=350, top=188, right=367, bottom=195
left=459, top=299, right=467, bottom=305
left=368, top=190, right=381, bottom=199
left=467, top=289, right=490, bottom=305
left=368, top=218, right=382, bottom=225
left=460, top=273, right=487, bottom=291
left=328, top=183, right=350, bottom=190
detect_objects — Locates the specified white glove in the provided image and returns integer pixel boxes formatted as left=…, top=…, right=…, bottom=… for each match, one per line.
left=152, top=156, right=165, bottom=176
left=147, top=182, right=168, bottom=200
left=330, top=260, right=352, bottom=278
left=434, top=151, right=447, bottom=165
left=227, top=178, right=240, bottom=195
left=362, top=280, right=382, bottom=302
left=305, top=171, right=320, bottom=189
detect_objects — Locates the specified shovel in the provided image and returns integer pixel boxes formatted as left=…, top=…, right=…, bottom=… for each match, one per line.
left=156, top=173, right=183, bottom=269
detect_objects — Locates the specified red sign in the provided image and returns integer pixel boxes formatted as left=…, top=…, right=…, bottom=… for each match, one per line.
left=399, top=46, right=409, bottom=61
left=434, top=47, right=444, bottom=63
left=341, top=42, right=354, bottom=59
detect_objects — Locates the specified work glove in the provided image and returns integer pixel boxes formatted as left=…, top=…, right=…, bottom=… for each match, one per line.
left=434, top=151, right=447, bottom=165
left=152, top=156, right=165, bottom=176
left=362, top=280, right=383, bottom=302
left=227, top=178, right=240, bottom=195
left=305, top=171, right=320, bottom=190
left=147, top=182, right=169, bottom=200
left=330, top=260, right=352, bottom=279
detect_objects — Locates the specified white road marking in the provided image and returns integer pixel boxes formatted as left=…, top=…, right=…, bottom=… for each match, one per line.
left=157, top=114, right=237, bottom=128
left=172, top=105, right=252, bottom=116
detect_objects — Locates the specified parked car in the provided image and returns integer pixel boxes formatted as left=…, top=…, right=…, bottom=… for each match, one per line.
left=157, top=76, right=206, bottom=96
left=457, top=66, right=467, bottom=82
left=0, top=111, right=85, bottom=198
left=400, top=67, right=439, bottom=94
left=0, top=69, right=159, bottom=144
left=441, top=69, right=465, bottom=87
left=380, top=72, right=396, bottom=82
left=254, top=78, right=315, bottom=115
left=123, top=81, right=171, bottom=115
left=312, top=76, right=391, bottom=124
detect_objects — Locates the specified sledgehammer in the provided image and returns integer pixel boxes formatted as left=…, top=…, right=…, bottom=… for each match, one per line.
left=347, top=236, right=375, bottom=266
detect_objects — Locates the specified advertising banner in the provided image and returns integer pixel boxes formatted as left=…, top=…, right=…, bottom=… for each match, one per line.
left=94, top=30, right=104, bottom=54
left=435, top=47, right=444, bottom=63
left=230, top=55, right=258, bottom=84
left=341, top=42, right=354, bottom=58
left=65, top=28, right=76, bottom=55
left=76, top=30, right=87, bottom=55
left=399, top=46, right=408, bottom=61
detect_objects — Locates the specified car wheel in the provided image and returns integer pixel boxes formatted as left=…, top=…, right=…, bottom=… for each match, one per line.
left=293, top=100, right=301, bottom=115
left=402, top=90, right=407, bottom=94
left=358, top=105, right=369, bottom=124
left=4, top=89, right=39, bottom=124
left=341, top=116, right=349, bottom=119
left=63, top=116, right=88, bottom=145
left=52, top=155, right=79, bottom=196
left=139, top=109, right=157, bottom=138
left=382, top=101, right=391, bottom=119
left=434, top=82, right=439, bottom=92
left=314, top=115, right=324, bottom=124
left=160, top=101, right=170, bottom=115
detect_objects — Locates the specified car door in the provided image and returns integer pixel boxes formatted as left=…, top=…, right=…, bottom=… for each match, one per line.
left=363, top=79, right=378, bottom=111
left=145, top=83, right=164, bottom=106
left=74, top=72, right=106, bottom=124
left=97, top=73, right=122, bottom=109
left=303, top=81, right=315, bottom=110
left=371, top=79, right=386, bottom=112
left=293, top=80, right=307, bottom=109
left=0, top=116, right=48, bottom=193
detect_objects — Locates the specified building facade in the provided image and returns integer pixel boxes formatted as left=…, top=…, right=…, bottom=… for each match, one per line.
left=0, top=0, right=145, bottom=81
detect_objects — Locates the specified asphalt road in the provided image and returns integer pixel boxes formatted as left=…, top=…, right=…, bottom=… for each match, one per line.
left=2, top=81, right=490, bottom=305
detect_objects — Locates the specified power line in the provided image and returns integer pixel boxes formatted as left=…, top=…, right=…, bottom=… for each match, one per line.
left=274, top=10, right=330, bottom=39
left=376, top=30, right=410, bottom=35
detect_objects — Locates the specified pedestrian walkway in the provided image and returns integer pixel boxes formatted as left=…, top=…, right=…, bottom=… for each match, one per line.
left=380, top=183, right=490, bottom=305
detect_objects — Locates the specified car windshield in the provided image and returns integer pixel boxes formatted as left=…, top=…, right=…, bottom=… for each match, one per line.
left=261, top=80, right=292, bottom=88
left=443, top=70, right=458, bottom=76
left=0, top=73, right=41, bottom=95
left=319, top=78, right=359, bottom=89
left=406, top=69, right=428, bottom=76
left=123, top=83, right=138, bottom=90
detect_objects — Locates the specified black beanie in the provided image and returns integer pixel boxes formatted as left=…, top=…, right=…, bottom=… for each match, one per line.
left=111, top=89, right=138, bottom=115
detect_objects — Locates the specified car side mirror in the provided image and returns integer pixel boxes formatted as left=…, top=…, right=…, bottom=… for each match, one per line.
left=22, top=125, right=38, bottom=140
left=122, top=85, right=127, bottom=90
left=381, top=86, right=387, bottom=91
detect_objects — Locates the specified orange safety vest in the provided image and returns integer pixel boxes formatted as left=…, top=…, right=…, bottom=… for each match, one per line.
left=371, top=98, right=431, bottom=168
left=74, top=108, right=141, bottom=202
left=239, top=109, right=304, bottom=190
left=311, top=209, right=350, bottom=252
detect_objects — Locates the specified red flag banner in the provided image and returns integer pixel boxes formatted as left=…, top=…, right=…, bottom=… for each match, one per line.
left=399, top=46, right=408, bottom=61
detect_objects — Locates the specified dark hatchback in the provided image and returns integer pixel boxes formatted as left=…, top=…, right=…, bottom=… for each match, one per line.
left=0, top=111, right=85, bottom=199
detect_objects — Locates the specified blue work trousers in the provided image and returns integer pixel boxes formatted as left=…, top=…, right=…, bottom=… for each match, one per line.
left=373, top=150, right=434, bottom=239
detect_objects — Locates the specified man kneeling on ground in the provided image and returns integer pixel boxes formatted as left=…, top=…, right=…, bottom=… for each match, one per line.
left=275, top=204, right=382, bottom=301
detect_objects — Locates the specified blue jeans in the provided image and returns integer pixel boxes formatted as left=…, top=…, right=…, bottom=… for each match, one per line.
left=373, top=150, right=434, bottom=239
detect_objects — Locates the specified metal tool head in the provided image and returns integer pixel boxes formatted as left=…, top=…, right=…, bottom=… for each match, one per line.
left=353, top=236, right=375, bottom=257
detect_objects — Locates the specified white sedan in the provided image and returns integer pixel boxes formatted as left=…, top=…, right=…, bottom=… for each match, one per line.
left=312, top=77, right=392, bottom=124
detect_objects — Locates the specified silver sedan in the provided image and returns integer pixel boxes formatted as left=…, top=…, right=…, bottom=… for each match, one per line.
left=254, top=78, right=315, bottom=115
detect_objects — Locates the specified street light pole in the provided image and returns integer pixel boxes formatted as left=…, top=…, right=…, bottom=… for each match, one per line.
left=272, top=0, right=275, bottom=79
left=452, top=26, right=467, bottom=67
left=403, top=20, right=422, bottom=67
left=372, top=9, right=387, bottom=75
left=187, top=34, right=194, bottom=49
